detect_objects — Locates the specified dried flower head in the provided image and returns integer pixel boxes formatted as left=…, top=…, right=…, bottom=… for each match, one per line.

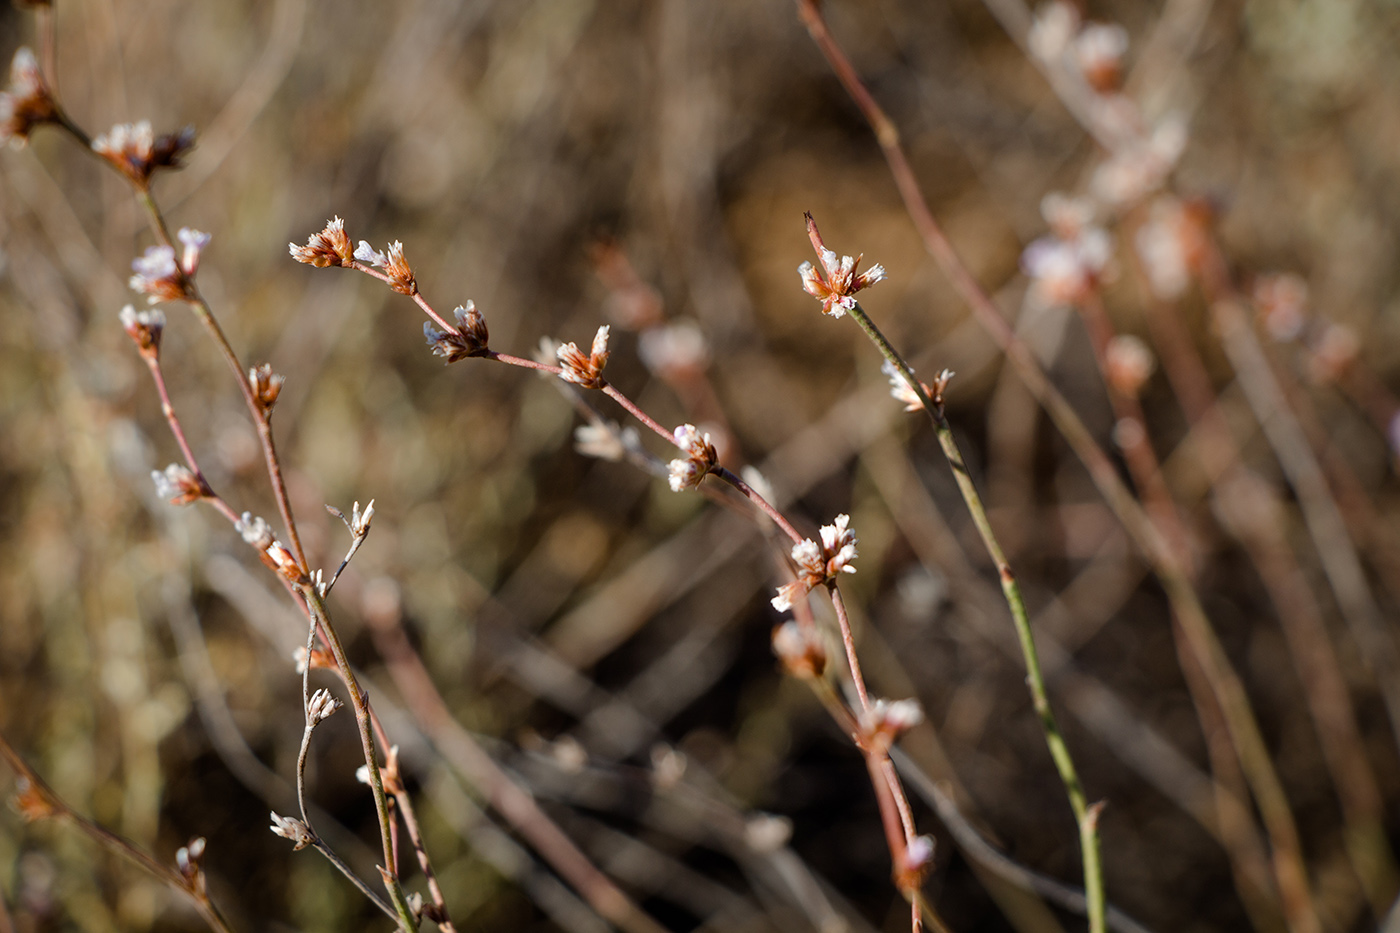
left=574, top=421, right=643, bottom=463
left=1133, top=196, right=1208, bottom=301
left=306, top=688, right=343, bottom=725
left=799, top=213, right=886, bottom=318
left=881, top=359, right=953, bottom=413
left=858, top=697, right=925, bottom=754
left=236, top=512, right=274, bottom=551
left=667, top=423, right=718, bottom=491
left=771, top=514, right=859, bottom=612
left=772, top=620, right=827, bottom=679
left=248, top=363, right=285, bottom=414
left=1104, top=335, right=1156, bottom=398
left=293, top=645, right=335, bottom=673
left=424, top=301, right=490, bottom=362
left=1253, top=272, right=1309, bottom=343
left=268, top=811, right=314, bottom=850
left=152, top=464, right=204, bottom=505
left=1092, top=115, right=1188, bottom=207
left=119, top=304, right=165, bottom=356
left=355, top=240, right=416, bottom=295
left=896, top=835, right=937, bottom=892
left=0, top=48, right=57, bottom=147
left=12, top=776, right=58, bottom=822
left=90, top=121, right=195, bottom=186
left=1021, top=225, right=1114, bottom=307
left=1073, top=23, right=1129, bottom=93
left=638, top=321, right=710, bottom=381
left=175, top=836, right=208, bottom=895
left=355, top=745, right=404, bottom=796
left=129, top=229, right=208, bottom=304
left=556, top=325, right=611, bottom=388
left=289, top=216, right=354, bottom=268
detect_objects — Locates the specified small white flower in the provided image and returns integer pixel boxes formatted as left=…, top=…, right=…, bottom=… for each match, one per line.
left=177, top=228, right=210, bottom=275
left=354, top=240, right=386, bottom=267
left=306, top=688, right=342, bottom=725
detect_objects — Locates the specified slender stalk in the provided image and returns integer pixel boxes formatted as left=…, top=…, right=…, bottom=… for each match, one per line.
left=844, top=296, right=1106, bottom=933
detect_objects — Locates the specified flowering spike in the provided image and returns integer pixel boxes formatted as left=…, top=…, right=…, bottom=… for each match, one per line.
left=770, top=514, right=860, bottom=613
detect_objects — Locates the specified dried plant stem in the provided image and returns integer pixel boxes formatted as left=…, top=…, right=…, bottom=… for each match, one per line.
left=845, top=298, right=1106, bottom=933
left=391, top=784, right=458, bottom=932
left=298, top=585, right=420, bottom=931
left=0, top=734, right=235, bottom=933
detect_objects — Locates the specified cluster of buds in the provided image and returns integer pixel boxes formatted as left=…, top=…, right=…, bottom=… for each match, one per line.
left=288, top=217, right=355, bottom=268
left=174, top=837, right=208, bottom=896
left=771, top=514, right=858, bottom=612
left=798, top=213, right=886, bottom=318
left=305, top=688, right=343, bottom=726
left=356, top=744, right=404, bottom=796
left=0, top=48, right=57, bottom=147
left=1028, top=3, right=1130, bottom=94
left=328, top=498, right=376, bottom=539
left=857, top=697, right=924, bottom=756
left=882, top=359, right=953, bottom=413
left=354, top=240, right=416, bottom=295
left=424, top=301, right=490, bottom=362
left=118, top=304, right=165, bottom=357
left=1021, top=194, right=1114, bottom=307
left=268, top=811, right=315, bottom=851
left=91, top=121, right=195, bottom=187
left=771, top=619, right=827, bottom=679
left=151, top=463, right=205, bottom=505
left=236, top=512, right=303, bottom=582
left=667, top=423, right=718, bottom=491
left=129, top=228, right=209, bottom=304
left=248, top=363, right=285, bottom=415
left=556, top=325, right=611, bottom=388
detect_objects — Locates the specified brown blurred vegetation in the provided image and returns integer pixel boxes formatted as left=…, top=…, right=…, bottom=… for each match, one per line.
left=3, top=0, right=1400, bottom=931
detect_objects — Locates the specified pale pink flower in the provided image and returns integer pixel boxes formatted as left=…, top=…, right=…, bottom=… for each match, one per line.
left=556, top=326, right=611, bottom=388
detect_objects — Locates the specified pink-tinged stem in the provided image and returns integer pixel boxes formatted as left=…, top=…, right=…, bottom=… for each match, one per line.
left=827, top=585, right=870, bottom=711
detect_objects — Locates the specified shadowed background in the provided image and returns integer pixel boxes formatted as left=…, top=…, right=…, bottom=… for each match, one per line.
left=2, top=0, right=1400, bottom=930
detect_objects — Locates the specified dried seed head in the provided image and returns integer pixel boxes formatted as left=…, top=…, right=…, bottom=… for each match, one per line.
left=771, top=515, right=860, bottom=613
left=859, top=697, right=925, bottom=753
left=424, top=301, right=491, bottom=362
left=1021, top=225, right=1114, bottom=307
left=306, top=688, right=343, bottom=725
left=289, top=216, right=355, bottom=268
left=820, top=514, right=859, bottom=577
left=268, top=811, right=314, bottom=850
left=236, top=512, right=274, bottom=551
left=0, top=48, right=58, bottom=147
left=129, top=245, right=189, bottom=304
left=12, top=776, right=58, bottom=821
left=91, top=121, right=195, bottom=186
left=152, top=464, right=204, bottom=505
left=1104, top=335, right=1156, bottom=398
left=355, top=240, right=416, bottom=294
left=248, top=363, right=285, bottom=414
left=556, top=325, right=611, bottom=388
left=896, top=835, right=937, bottom=892
left=667, top=423, right=718, bottom=491
left=1073, top=23, right=1129, bottom=92
left=1253, top=272, right=1309, bottom=343
left=799, top=214, right=886, bottom=318
left=772, top=620, right=827, bottom=679
left=119, top=304, right=165, bottom=356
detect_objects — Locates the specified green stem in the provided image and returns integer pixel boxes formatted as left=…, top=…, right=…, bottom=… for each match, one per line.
left=846, top=297, right=1106, bottom=933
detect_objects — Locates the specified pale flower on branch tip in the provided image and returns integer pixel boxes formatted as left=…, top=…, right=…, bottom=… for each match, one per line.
left=859, top=697, right=925, bottom=753
left=152, top=463, right=203, bottom=505
left=289, top=216, right=354, bottom=268
left=574, top=421, right=643, bottom=463
left=667, top=423, right=717, bottom=491
left=880, top=359, right=953, bottom=412
left=91, top=120, right=195, bottom=185
left=119, top=304, right=165, bottom=355
left=1073, top=22, right=1130, bottom=93
left=424, top=300, right=490, bottom=362
left=799, top=213, right=886, bottom=318
left=248, top=363, right=285, bottom=415
left=236, top=512, right=274, bottom=550
left=1021, top=223, right=1114, bottom=308
left=556, top=325, right=611, bottom=388
left=1104, top=334, right=1155, bottom=398
left=268, top=812, right=314, bottom=851
left=0, top=47, right=57, bottom=147
left=771, top=619, right=826, bottom=679
left=771, top=514, right=859, bottom=612
left=354, top=239, right=416, bottom=295
left=896, top=834, right=937, bottom=891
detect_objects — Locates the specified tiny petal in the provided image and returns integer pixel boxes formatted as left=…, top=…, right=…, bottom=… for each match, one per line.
left=354, top=240, right=386, bottom=267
